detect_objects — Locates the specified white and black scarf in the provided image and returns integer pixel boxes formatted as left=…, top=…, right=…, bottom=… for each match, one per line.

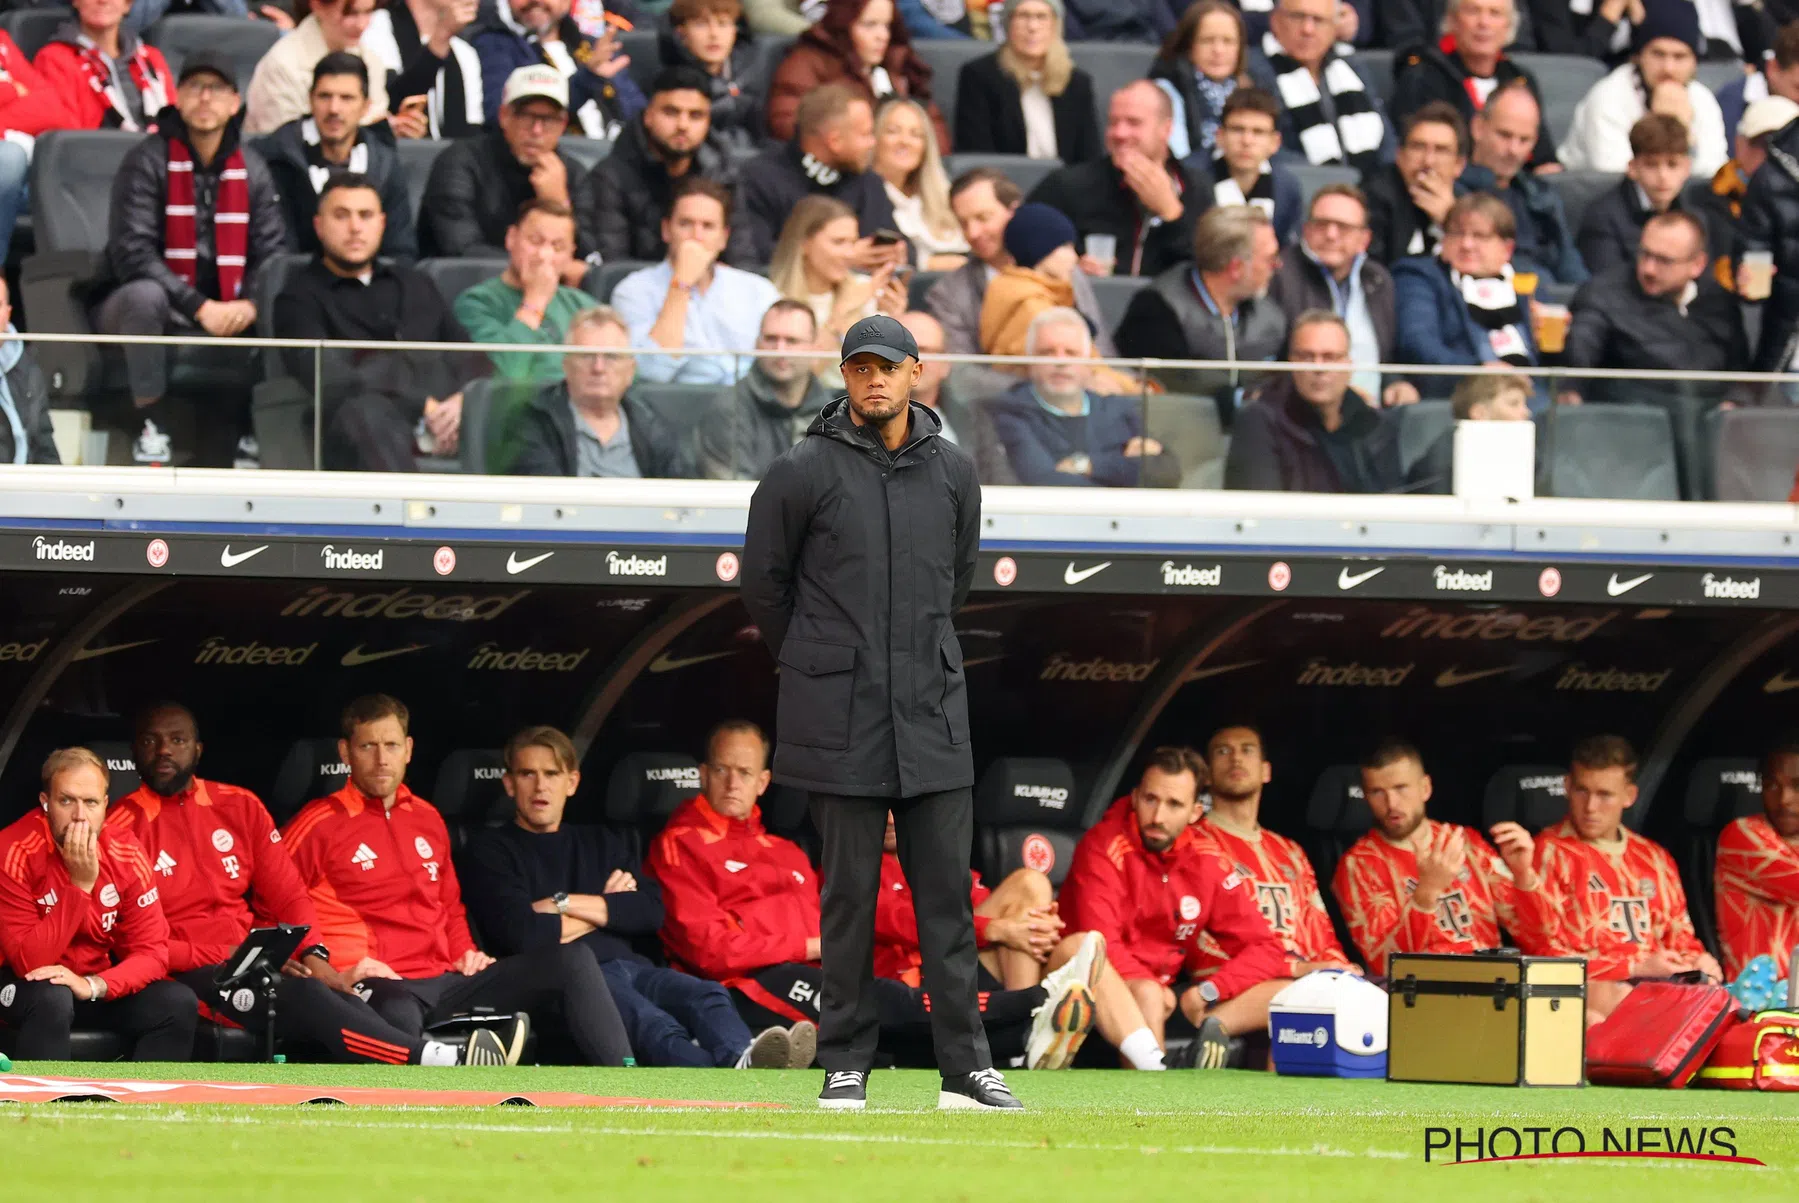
left=1211, top=155, right=1276, bottom=219
left=1449, top=261, right=1531, bottom=366
left=301, top=118, right=369, bottom=194
left=1261, top=32, right=1384, bottom=177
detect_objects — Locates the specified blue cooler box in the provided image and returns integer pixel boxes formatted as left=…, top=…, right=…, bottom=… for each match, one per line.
left=1269, top=970, right=1388, bottom=1078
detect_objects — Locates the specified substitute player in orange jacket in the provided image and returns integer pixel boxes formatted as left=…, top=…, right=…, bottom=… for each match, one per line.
left=0, top=748, right=195, bottom=1060
left=1715, top=736, right=1799, bottom=978
left=1061, top=747, right=1291, bottom=1070
left=1333, top=739, right=1552, bottom=975
left=1196, top=726, right=1356, bottom=976
left=1523, top=736, right=1717, bottom=1018
left=112, top=702, right=501, bottom=1066
left=283, top=694, right=632, bottom=1065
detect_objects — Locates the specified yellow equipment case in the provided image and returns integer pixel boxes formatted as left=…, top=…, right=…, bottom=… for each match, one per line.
left=1386, top=951, right=1587, bottom=1086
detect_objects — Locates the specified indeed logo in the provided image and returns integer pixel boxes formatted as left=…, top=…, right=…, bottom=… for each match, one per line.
left=1555, top=663, right=1671, bottom=692
left=606, top=551, right=668, bottom=577
left=281, top=586, right=529, bottom=621
left=33, top=536, right=95, bottom=562
left=1014, top=783, right=1070, bottom=809
left=1041, top=653, right=1158, bottom=683
left=1296, top=659, right=1413, bottom=687
left=321, top=545, right=383, bottom=572
left=466, top=643, right=590, bottom=672
left=1702, top=573, right=1761, bottom=600
left=0, top=639, right=46, bottom=663
left=194, top=637, right=317, bottom=667
left=1160, top=561, right=1222, bottom=588
left=1381, top=607, right=1615, bottom=642
left=1433, top=566, right=1493, bottom=592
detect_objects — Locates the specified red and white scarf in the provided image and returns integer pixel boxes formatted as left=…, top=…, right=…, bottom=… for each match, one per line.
left=73, top=35, right=170, bottom=132
left=165, top=139, right=249, bottom=301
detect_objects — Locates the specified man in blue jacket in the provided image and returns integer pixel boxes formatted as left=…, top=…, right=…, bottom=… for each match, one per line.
left=461, top=724, right=814, bottom=1069
left=1456, top=81, right=1587, bottom=286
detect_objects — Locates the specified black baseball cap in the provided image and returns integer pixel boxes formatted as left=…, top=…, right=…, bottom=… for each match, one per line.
left=840, top=314, right=918, bottom=365
left=178, top=49, right=240, bottom=90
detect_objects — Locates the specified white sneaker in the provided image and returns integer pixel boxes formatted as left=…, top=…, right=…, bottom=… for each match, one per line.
left=233, top=434, right=261, bottom=469
left=132, top=419, right=172, bottom=466
left=1025, top=977, right=1095, bottom=1070
left=737, top=1025, right=791, bottom=1069
left=1043, top=930, right=1107, bottom=996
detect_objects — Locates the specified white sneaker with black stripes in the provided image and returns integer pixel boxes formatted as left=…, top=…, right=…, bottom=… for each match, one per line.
left=818, top=1069, right=868, bottom=1109
left=939, top=1067, right=1024, bottom=1110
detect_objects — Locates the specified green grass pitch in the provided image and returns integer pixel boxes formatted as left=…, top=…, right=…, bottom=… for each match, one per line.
left=5, top=1063, right=1796, bottom=1201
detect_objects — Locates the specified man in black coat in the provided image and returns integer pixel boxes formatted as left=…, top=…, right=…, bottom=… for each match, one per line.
left=741, top=315, right=1017, bottom=1113
left=253, top=53, right=416, bottom=261
left=1388, top=0, right=1557, bottom=172
left=587, top=65, right=752, bottom=267
left=737, top=83, right=901, bottom=266
left=1575, top=112, right=1698, bottom=276
left=1364, top=101, right=1466, bottom=263
left=1026, top=80, right=1206, bottom=277
left=0, top=278, right=58, bottom=465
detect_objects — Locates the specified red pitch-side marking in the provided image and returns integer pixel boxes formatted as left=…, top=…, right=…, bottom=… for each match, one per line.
left=1445, top=1152, right=1766, bottom=1167
left=0, top=1075, right=782, bottom=1109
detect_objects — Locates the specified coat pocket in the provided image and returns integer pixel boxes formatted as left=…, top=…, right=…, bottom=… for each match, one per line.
left=940, top=636, right=970, bottom=745
left=776, top=637, right=857, bottom=751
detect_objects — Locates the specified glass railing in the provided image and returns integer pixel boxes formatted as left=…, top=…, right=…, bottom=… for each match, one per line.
left=11, top=330, right=1796, bottom=504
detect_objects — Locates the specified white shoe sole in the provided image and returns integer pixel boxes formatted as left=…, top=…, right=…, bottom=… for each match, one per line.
left=937, top=1090, right=1024, bottom=1111
left=787, top=1021, right=818, bottom=1070
left=1026, top=981, right=1096, bottom=1071
left=818, top=1097, right=867, bottom=1110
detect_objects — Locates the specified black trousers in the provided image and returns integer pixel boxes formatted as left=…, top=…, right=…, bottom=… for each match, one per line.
left=178, top=966, right=428, bottom=1065
left=359, top=944, right=633, bottom=1066
left=811, top=787, right=991, bottom=1077
left=0, top=971, right=197, bottom=1061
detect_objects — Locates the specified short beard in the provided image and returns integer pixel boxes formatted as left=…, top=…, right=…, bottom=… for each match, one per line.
left=644, top=127, right=695, bottom=166
left=851, top=394, right=908, bottom=424
left=147, top=767, right=196, bottom=798
left=1383, top=811, right=1426, bottom=842
left=324, top=249, right=376, bottom=276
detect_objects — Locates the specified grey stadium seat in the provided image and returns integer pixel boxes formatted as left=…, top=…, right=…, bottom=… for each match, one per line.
left=604, top=751, right=702, bottom=852
left=943, top=152, right=1062, bottom=197
left=147, top=14, right=282, bottom=90
left=620, top=28, right=663, bottom=94
left=0, top=7, right=68, bottom=59
left=252, top=251, right=310, bottom=379
left=1348, top=49, right=1395, bottom=101
left=1480, top=764, right=1571, bottom=834
left=1088, top=274, right=1148, bottom=333
left=1070, top=42, right=1157, bottom=128
left=1141, top=393, right=1228, bottom=489
left=634, top=381, right=725, bottom=433
left=1681, top=757, right=1763, bottom=954
left=907, top=268, right=946, bottom=312
left=28, top=130, right=145, bottom=255
left=269, top=738, right=351, bottom=823
left=1694, top=59, right=1746, bottom=96
left=1287, top=163, right=1360, bottom=216
left=1543, top=169, right=1619, bottom=234
left=1539, top=403, right=1680, bottom=500
left=1393, top=399, right=1453, bottom=476
left=418, top=256, right=505, bottom=306
left=584, top=258, right=657, bottom=303
left=87, top=740, right=140, bottom=803
left=395, top=138, right=451, bottom=226
left=1512, top=54, right=1607, bottom=146
left=559, top=136, right=612, bottom=174
left=974, top=757, right=1083, bottom=887
left=914, top=39, right=992, bottom=135
left=432, top=748, right=507, bottom=845
left=1708, top=408, right=1799, bottom=501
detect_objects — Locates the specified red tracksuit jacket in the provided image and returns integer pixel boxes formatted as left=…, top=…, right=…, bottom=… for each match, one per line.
left=0, top=809, right=169, bottom=997
left=1059, top=798, right=1288, bottom=999
left=106, top=778, right=321, bottom=974
left=644, top=795, right=819, bottom=984
left=874, top=851, right=991, bottom=986
left=281, top=783, right=475, bottom=979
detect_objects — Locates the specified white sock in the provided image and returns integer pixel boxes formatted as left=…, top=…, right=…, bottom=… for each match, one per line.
left=1119, top=1027, right=1166, bottom=1071
left=420, top=1040, right=458, bottom=1067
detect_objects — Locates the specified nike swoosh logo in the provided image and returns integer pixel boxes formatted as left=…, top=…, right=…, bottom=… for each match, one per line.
left=1607, top=572, right=1653, bottom=597
left=507, top=551, right=554, bottom=575
left=1184, top=659, right=1262, bottom=682
left=1765, top=671, right=1799, bottom=695
left=1434, top=665, right=1514, bottom=688
left=647, top=650, right=738, bottom=673
left=71, top=638, right=159, bottom=662
left=1337, top=567, right=1384, bottom=590
left=340, top=644, right=427, bottom=668
left=219, top=544, right=269, bottom=568
left=1064, top=561, right=1112, bottom=585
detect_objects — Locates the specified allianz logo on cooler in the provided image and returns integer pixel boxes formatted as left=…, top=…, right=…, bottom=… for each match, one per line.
left=1276, top=1026, right=1332, bottom=1047
left=33, top=536, right=96, bottom=561
left=1014, top=783, right=1069, bottom=809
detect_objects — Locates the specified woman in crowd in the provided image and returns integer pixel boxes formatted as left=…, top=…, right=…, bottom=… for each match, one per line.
left=873, top=97, right=969, bottom=269
left=952, top=0, right=1098, bottom=162
left=770, top=195, right=910, bottom=371
left=1149, top=0, right=1252, bottom=163
left=1392, top=192, right=1544, bottom=403
left=660, top=0, right=771, bottom=157
left=765, top=0, right=949, bottom=147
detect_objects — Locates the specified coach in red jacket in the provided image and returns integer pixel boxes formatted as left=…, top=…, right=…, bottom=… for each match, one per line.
left=283, top=694, right=632, bottom=1066
left=111, top=701, right=510, bottom=1066
left=1061, top=746, right=1291, bottom=1069
left=0, top=747, right=194, bottom=1060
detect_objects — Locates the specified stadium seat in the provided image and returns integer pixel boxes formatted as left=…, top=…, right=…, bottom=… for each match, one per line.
left=1680, top=757, right=1763, bottom=956
left=754, top=33, right=796, bottom=81
left=1393, top=399, right=1453, bottom=476
left=973, top=757, right=1083, bottom=887
left=912, top=40, right=991, bottom=136
left=1539, top=403, right=1680, bottom=500
left=0, top=1026, right=127, bottom=1063
left=1480, top=764, right=1570, bottom=833
left=619, top=28, right=662, bottom=94
left=395, top=138, right=451, bottom=226
left=1087, top=274, right=1148, bottom=334
left=432, top=748, right=507, bottom=846
left=1694, top=59, right=1746, bottom=96
left=458, top=376, right=494, bottom=474
left=1707, top=407, right=1799, bottom=501
left=0, top=6, right=68, bottom=59
left=603, top=750, right=702, bottom=853
left=634, top=381, right=725, bottom=431
left=906, top=268, right=945, bottom=312
left=1069, top=42, right=1156, bottom=130
left=942, top=152, right=1061, bottom=197
left=267, top=737, right=350, bottom=823
left=1542, top=169, right=1619, bottom=235
left=558, top=135, right=612, bottom=175
left=251, top=251, right=310, bottom=381
left=1141, top=392, right=1227, bottom=489
left=88, top=740, right=140, bottom=802
left=1300, top=764, right=1368, bottom=960
left=1287, top=163, right=1360, bottom=218
left=584, top=258, right=656, bottom=303
left=147, top=14, right=282, bottom=91
left=1512, top=54, right=1608, bottom=146
left=1348, top=49, right=1395, bottom=101
left=418, top=256, right=506, bottom=308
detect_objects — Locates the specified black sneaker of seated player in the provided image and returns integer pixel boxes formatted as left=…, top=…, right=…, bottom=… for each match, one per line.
left=1166, top=1016, right=1232, bottom=1069
left=939, top=1067, right=1024, bottom=1110
left=818, top=1068, right=868, bottom=1110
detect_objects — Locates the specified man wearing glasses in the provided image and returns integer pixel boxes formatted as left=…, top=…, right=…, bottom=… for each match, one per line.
left=1364, top=103, right=1467, bottom=264
left=1269, top=185, right=1418, bottom=408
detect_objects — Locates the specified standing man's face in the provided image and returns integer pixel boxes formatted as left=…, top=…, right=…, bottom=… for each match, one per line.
left=843, top=352, right=921, bottom=425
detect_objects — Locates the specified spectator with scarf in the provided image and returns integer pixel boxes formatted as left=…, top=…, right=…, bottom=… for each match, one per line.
left=1389, top=0, right=1558, bottom=175
left=1458, top=80, right=1587, bottom=285
left=1692, top=95, right=1799, bottom=292
left=1204, top=87, right=1300, bottom=247
left=35, top=0, right=175, bottom=132
left=93, top=50, right=289, bottom=465
left=1151, top=0, right=1252, bottom=164
left=362, top=0, right=487, bottom=140
left=1248, top=0, right=1393, bottom=180
left=1392, top=192, right=1544, bottom=404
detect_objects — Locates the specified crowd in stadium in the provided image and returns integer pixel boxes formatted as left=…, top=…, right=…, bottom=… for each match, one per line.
left=1, top=693, right=1795, bottom=1072
left=0, top=0, right=1793, bottom=498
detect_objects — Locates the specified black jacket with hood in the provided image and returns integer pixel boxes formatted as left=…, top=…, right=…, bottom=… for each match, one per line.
left=657, top=12, right=769, bottom=158
left=742, top=398, right=981, bottom=798
left=252, top=117, right=417, bottom=261
left=586, top=115, right=753, bottom=267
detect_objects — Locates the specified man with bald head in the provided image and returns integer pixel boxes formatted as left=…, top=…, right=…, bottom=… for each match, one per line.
left=1026, top=80, right=1208, bottom=278
left=1458, top=81, right=1587, bottom=285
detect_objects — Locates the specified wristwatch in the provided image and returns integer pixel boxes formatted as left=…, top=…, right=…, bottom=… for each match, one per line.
left=298, top=943, right=330, bottom=964
left=553, top=892, right=570, bottom=915
left=1196, top=980, right=1221, bottom=1006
